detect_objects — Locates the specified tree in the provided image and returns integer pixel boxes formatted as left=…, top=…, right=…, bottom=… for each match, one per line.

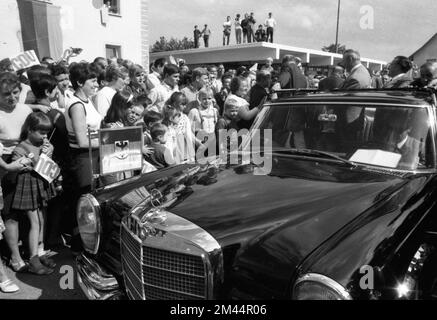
left=151, top=36, right=195, bottom=53
left=322, top=43, right=347, bottom=54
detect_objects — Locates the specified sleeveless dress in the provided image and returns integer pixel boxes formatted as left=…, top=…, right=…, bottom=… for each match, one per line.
left=64, top=95, right=102, bottom=189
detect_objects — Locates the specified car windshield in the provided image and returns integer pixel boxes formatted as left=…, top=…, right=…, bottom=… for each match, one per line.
left=246, top=103, right=435, bottom=171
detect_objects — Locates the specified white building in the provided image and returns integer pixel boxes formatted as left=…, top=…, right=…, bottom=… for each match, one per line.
left=410, top=33, right=437, bottom=67
left=150, top=42, right=386, bottom=73
left=0, top=0, right=149, bottom=67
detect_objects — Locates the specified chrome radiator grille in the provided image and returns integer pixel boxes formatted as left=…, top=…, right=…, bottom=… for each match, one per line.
left=120, top=224, right=145, bottom=299
left=121, top=221, right=209, bottom=300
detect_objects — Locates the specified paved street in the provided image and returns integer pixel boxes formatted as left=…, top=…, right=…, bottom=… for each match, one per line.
left=0, top=248, right=86, bottom=300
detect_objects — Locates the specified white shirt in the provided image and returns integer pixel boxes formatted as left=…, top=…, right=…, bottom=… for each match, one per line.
left=223, top=21, right=232, bottom=31
left=265, top=18, right=277, bottom=28
left=0, top=103, right=33, bottom=154
left=188, top=106, right=218, bottom=135
left=18, top=83, right=32, bottom=104
left=148, top=82, right=179, bottom=113
left=94, top=86, right=117, bottom=118
left=225, top=94, right=249, bottom=111
left=147, top=71, right=161, bottom=89
left=234, top=18, right=242, bottom=30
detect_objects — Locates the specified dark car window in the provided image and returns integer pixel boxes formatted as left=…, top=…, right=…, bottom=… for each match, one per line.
left=252, top=103, right=434, bottom=171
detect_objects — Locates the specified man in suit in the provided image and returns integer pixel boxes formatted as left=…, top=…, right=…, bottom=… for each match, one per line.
left=278, top=55, right=308, bottom=148
left=279, top=55, right=308, bottom=90
left=340, top=49, right=371, bottom=89
left=384, top=56, right=413, bottom=88
left=319, top=66, right=345, bottom=91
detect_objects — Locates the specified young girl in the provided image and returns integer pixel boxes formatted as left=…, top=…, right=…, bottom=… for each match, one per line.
left=165, top=92, right=200, bottom=163
left=102, top=90, right=133, bottom=129
left=188, top=87, right=219, bottom=157
left=162, top=104, right=182, bottom=162
left=11, top=112, right=57, bottom=275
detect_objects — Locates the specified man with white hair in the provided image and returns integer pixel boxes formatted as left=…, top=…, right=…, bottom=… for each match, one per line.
left=339, top=49, right=371, bottom=89
left=261, top=57, right=274, bottom=73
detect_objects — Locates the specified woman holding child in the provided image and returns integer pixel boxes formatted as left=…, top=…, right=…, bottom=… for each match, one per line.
left=0, top=72, right=35, bottom=275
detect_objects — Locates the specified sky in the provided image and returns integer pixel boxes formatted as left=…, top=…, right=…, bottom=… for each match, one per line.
left=149, top=0, right=436, bottom=62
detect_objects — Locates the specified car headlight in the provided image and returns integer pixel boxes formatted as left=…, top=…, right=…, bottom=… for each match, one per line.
left=293, top=273, right=352, bottom=300
left=77, top=194, right=101, bottom=255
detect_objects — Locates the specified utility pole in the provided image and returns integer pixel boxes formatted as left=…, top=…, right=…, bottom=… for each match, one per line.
left=335, top=0, right=341, bottom=53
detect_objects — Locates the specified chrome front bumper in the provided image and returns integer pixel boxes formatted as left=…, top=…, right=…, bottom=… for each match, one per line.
left=76, top=253, right=125, bottom=300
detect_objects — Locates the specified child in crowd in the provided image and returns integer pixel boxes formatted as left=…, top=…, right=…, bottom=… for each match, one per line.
left=215, top=98, right=241, bottom=156
left=126, top=95, right=147, bottom=127
left=188, top=87, right=219, bottom=138
left=165, top=92, right=200, bottom=164
left=141, top=111, right=163, bottom=173
left=101, top=90, right=133, bottom=129
left=143, top=110, right=163, bottom=146
left=11, top=112, right=57, bottom=275
left=162, top=105, right=182, bottom=161
left=188, top=88, right=219, bottom=157
left=144, top=123, right=175, bottom=169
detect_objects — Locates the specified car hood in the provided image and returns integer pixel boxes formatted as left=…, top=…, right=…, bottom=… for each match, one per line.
left=169, top=158, right=407, bottom=251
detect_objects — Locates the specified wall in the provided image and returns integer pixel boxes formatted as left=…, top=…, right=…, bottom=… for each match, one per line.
left=0, top=0, right=147, bottom=66
left=0, top=0, right=24, bottom=58
left=412, top=36, right=437, bottom=67
left=51, top=0, right=143, bottom=64
left=140, top=0, right=149, bottom=69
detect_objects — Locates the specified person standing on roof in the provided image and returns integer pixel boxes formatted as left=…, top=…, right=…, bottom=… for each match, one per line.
left=202, top=24, right=211, bottom=48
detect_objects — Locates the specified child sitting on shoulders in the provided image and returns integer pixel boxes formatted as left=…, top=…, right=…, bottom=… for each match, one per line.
left=144, top=123, right=175, bottom=169
left=11, top=112, right=58, bottom=275
left=215, top=98, right=241, bottom=156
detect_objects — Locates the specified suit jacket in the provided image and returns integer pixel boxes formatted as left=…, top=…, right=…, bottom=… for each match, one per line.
left=279, top=64, right=308, bottom=90
left=319, top=76, right=344, bottom=91
left=340, top=64, right=371, bottom=90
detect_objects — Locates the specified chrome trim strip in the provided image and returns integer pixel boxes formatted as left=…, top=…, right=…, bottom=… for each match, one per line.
left=76, top=254, right=123, bottom=300
left=294, top=273, right=352, bottom=300
left=120, top=223, right=146, bottom=299
left=142, top=262, right=206, bottom=278
left=143, top=282, right=205, bottom=299
left=264, top=102, right=431, bottom=108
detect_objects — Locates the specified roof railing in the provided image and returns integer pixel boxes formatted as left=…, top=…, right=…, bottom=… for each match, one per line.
left=271, top=87, right=437, bottom=99
left=271, top=87, right=437, bottom=106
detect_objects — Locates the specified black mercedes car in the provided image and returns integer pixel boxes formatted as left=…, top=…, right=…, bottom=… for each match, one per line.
left=76, top=88, right=437, bottom=300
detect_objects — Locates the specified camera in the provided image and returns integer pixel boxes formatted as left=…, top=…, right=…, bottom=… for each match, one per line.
left=71, top=48, right=83, bottom=54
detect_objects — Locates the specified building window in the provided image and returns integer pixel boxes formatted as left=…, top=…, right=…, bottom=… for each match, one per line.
left=106, top=45, right=122, bottom=59
left=104, top=0, right=120, bottom=15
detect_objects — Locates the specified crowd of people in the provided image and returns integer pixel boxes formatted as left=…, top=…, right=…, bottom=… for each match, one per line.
left=0, top=46, right=437, bottom=293
left=194, top=12, right=277, bottom=48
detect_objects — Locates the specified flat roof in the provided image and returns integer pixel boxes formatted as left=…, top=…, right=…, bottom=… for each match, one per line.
left=150, top=41, right=387, bottom=70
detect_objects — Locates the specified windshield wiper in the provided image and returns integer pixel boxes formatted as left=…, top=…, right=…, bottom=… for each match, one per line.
left=272, top=148, right=358, bottom=168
